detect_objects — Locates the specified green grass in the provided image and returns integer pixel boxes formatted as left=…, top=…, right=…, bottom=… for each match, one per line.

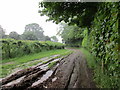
left=48, top=61, right=57, bottom=68
left=80, top=48, right=96, bottom=68
left=2, top=49, right=71, bottom=64
left=0, top=49, right=72, bottom=78
left=79, top=48, right=120, bottom=88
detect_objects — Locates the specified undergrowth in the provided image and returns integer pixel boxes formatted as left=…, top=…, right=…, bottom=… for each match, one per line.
left=80, top=48, right=120, bottom=88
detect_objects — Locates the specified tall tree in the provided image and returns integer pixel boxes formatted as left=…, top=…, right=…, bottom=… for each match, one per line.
left=51, top=36, right=58, bottom=42
left=9, top=31, right=20, bottom=40
left=22, top=31, right=38, bottom=40
left=24, top=23, right=45, bottom=41
left=58, top=23, right=83, bottom=46
left=39, top=2, right=99, bottom=28
left=0, top=25, right=6, bottom=38
left=45, top=36, right=51, bottom=41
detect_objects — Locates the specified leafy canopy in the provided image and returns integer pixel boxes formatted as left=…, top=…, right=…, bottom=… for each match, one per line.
left=39, top=2, right=99, bottom=27
left=58, top=23, right=83, bottom=46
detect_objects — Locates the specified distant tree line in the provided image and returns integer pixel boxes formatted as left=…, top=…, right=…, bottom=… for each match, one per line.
left=0, top=23, right=58, bottom=42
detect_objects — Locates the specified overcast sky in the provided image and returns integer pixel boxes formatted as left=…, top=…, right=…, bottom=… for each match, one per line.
left=0, top=0, right=62, bottom=41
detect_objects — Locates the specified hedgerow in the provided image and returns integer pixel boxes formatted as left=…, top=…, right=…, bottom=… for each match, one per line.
left=82, top=3, right=119, bottom=88
left=1, top=39, right=65, bottom=59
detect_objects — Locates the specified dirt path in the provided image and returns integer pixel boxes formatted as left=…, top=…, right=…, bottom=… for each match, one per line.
left=1, top=49, right=96, bottom=89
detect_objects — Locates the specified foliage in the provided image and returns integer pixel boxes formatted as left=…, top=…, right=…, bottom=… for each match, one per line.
left=51, top=36, right=58, bottom=42
left=82, top=3, right=119, bottom=88
left=58, top=23, right=83, bottom=47
left=44, top=36, right=51, bottom=41
left=22, top=23, right=45, bottom=41
left=22, top=31, right=38, bottom=40
left=39, top=2, right=119, bottom=88
left=0, top=25, right=6, bottom=38
left=81, top=28, right=88, bottom=48
left=80, top=48, right=96, bottom=69
left=80, top=48, right=120, bottom=88
left=9, top=31, right=20, bottom=40
left=39, top=2, right=99, bottom=28
left=0, top=23, right=56, bottom=42
left=1, top=39, right=65, bottom=59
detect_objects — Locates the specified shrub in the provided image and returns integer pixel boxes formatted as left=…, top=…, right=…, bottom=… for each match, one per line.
left=1, top=39, right=65, bottom=59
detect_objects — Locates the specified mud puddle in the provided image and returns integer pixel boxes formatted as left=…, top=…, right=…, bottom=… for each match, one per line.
left=52, top=77, right=57, bottom=82
left=37, top=57, right=62, bottom=70
left=3, top=76, right=25, bottom=86
left=1, top=54, right=70, bottom=89
left=37, top=63, right=49, bottom=70
left=32, top=55, right=61, bottom=68
left=30, top=58, right=62, bottom=88
left=32, top=70, right=53, bottom=87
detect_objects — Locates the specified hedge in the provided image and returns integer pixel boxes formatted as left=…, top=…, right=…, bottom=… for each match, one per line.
left=1, top=39, right=65, bottom=59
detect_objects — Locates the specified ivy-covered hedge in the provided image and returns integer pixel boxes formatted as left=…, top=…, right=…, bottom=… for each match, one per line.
left=1, top=39, right=65, bottom=59
left=82, top=3, right=119, bottom=88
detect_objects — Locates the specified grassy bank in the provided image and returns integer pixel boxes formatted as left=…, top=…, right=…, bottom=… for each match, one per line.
left=80, top=48, right=96, bottom=68
left=80, top=48, right=120, bottom=88
left=1, top=49, right=72, bottom=78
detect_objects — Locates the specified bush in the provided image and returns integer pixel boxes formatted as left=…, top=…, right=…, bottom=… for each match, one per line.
left=81, top=3, right=119, bottom=88
left=1, top=39, right=65, bottom=59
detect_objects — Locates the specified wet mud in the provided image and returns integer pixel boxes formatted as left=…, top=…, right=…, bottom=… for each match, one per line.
left=1, top=50, right=96, bottom=90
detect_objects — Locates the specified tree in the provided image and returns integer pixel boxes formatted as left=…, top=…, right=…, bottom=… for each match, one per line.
left=39, top=2, right=99, bottom=28
left=58, top=23, right=83, bottom=46
left=51, top=36, right=58, bottom=42
left=24, top=23, right=45, bottom=41
left=9, top=31, right=20, bottom=40
left=45, top=36, right=51, bottom=41
left=0, top=25, right=6, bottom=38
left=21, top=31, right=38, bottom=40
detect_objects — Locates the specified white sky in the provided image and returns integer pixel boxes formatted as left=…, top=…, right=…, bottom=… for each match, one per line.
left=0, top=0, right=62, bottom=42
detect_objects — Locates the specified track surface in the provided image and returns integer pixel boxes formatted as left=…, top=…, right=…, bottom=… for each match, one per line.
left=1, top=49, right=96, bottom=90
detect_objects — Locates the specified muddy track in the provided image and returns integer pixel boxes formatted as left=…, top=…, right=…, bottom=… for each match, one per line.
left=1, top=49, right=96, bottom=89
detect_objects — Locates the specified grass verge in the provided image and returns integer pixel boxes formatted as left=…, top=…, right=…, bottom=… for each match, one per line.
left=1, top=49, right=72, bottom=78
left=80, top=48, right=96, bottom=68
left=80, top=48, right=120, bottom=88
